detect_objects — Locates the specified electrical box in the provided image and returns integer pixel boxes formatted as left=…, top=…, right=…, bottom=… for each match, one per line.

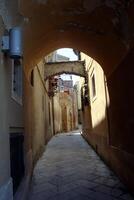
left=9, top=27, right=23, bottom=58
left=1, top=36, right=9, bottom=52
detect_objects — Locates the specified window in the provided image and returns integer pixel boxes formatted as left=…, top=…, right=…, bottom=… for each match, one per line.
left=91, top=71, right=96, bottom=100
left=30, top=69, right=34, bottom=87
left=12, top=59, right=22, bottom=104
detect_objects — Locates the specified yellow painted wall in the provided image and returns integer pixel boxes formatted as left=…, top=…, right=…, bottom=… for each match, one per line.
left=53, top=93, right=62, bottom=133
left=81, top=53, right=108, bottom=136
left=32, top=61, right=54, bottom=161
left=32, top=65, right=45, bottom=158
left=59, top=92, right=78, bottom=132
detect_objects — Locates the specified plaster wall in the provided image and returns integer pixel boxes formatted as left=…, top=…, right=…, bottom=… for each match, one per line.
left=0, top=45, right=11, bottom=188
left=75, top=79, right=84, bottom=111
left=82, top=51, right=134, bottom=193
left=0, top=15, right=23, bottom=199
left=71, top=91, right=78, bottom=129
left=23, top=60, right=54, bottom=177
left=8, top=61, right=23, bottom=131
left=90, top=62, right=108, bottom=136
left=74, top=78, right=85, bottom=124
left=32, top=65, right=45, bottom=159
left=31, top=61, right=54, bottom=162
left=53, top=93, right=62, bottom=134
left=108, top=50, right=134, bottom=155
left=81, top=53, right=108, bottom=135
left=59, top=92, right=78, bottom=132
left=0, top=16, right=10, bottom=188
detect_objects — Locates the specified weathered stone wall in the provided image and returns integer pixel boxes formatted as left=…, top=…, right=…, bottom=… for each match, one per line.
left=53, top=91, right=78, bottom=133
left=44, top=61, right=85, bottom=79
left=60, top=92, right=78, bottom=132
left=53, top=93, right=62, bottom=134
left=71, top=90, right=79, bottom=129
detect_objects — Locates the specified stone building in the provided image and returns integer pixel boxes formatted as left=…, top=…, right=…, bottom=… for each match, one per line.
left=53, top=77, right=78, bottom=133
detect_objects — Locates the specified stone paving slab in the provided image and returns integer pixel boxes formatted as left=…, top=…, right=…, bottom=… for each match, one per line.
left=28, top=130, right=134, bottom=200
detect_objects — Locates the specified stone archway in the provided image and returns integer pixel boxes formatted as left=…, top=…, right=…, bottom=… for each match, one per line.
left=44, top=60, right=86, bottom=80
left=18, top=0, right=134, bottom=77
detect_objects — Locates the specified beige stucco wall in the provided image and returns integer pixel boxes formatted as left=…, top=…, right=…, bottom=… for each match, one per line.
left=32, top=61, right=54, bottom=160
left=81, top=52, right=108, bottom=136
left=89, top=64, right=108, bottom=135
left=74, top=78, right=85, bottom=124
left=60, top=92, right=71, bottom=132
left=32, top=65, right=45, bottom=159
left=75, top=80, right=83, bottom=111
left=53, top=93, right=62, bottom=134
left=53, top=91, right=78, bottom=133
left=60, top=92, right=78, bottom=132
left=23, top=56, right=56, bottom=181
left=72, top=91, right=78, bottom=129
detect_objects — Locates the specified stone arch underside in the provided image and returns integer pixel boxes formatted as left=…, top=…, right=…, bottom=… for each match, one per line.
left=44, top=61, right=86, bottom=79
left=19, top=0, right=134, bottom=76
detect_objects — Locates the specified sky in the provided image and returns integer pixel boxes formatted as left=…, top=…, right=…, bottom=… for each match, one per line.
left=57, top=48, right=80, bottom=85
left=57, top=48, right=78, bottom=61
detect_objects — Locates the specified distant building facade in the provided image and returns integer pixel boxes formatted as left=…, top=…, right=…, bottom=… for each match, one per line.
left=53, top=77, right=78, bottom=133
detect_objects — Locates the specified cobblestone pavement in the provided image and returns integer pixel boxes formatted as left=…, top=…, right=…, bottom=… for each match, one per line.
left=28, top=130, right=134, bottom=200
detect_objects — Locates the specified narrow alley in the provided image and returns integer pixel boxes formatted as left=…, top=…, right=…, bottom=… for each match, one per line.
left=28, top=130, right=133, bottom=200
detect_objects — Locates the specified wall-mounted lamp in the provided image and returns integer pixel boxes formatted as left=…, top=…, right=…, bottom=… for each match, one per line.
left=1, top=27, right=23, bottom=59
